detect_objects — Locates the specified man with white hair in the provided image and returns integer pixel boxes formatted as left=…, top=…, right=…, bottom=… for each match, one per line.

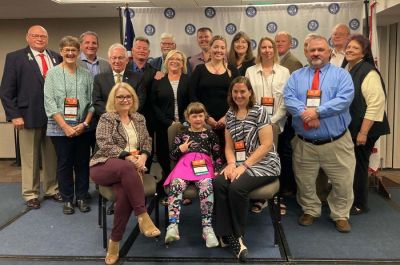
left=330, top=23, right=351, bottom=67
left=275, top=31, right=303, bottom=74
left=149, top=32, right=176, bottom=72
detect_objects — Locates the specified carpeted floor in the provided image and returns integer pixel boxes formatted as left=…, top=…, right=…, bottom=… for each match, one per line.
left=0, top=183, right=26, bottom=229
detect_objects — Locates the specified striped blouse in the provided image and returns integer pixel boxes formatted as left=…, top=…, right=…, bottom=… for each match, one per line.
left=225, top=104, right=281, bottom=177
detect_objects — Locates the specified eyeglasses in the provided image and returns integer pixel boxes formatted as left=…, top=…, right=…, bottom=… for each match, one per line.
left=110, top=56, right=126, bottom=61
left=115, top=95, right=133, bottom=101
left=161, top=42, right=175, bottom=46
left=29, top=34, right=48, bottom=39
left=62, top=48, right=79, bottom=53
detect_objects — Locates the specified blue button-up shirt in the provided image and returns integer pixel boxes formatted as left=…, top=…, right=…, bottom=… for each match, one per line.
left=284, top=63, right=354, bottom=139
left=80, top=53, right=100, bottom=77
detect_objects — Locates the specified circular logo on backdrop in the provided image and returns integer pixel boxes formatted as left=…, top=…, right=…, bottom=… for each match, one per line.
left=251, top=39, right=257, bottom=50
left=225, top=23, right=237, bottom=35
left=287, top=5, right=298, bottom=16
left=205, top=7, right=216, bottom=18
left=307, top=20, right=319, bottom=31
left=185, top=24, right=196, bottom=35
left=328, top=37, right=333, bottom=48
left=266, top=22, right=278, bottom=33
left=246, top=6, right=257, bottom=17
left=349, top=19, right=360, bottom=30
left=125, top=8, right=135, bottom=18
left=291, top=38, right=299, bottom=49
left=164, top=8, right=175, bottom=19
left=328, top=3, right=340, bottom=14
left=144, top=24, right=155, bottom=36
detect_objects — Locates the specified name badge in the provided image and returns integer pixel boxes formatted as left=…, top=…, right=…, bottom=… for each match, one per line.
left=64, top=98, right=79, bottom=121
left=234, top=140, right=246, bottom=162
left=306, top=90, right=321, bottom=108
left=261, top=96, right=274, bottom=115
left=192, top=159, right=209, bottom=176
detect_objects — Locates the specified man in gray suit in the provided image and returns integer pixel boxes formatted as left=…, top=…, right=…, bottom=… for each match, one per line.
left=77, top=31, right=111, bottom=77
left=275, top=31, right=303, bottom=74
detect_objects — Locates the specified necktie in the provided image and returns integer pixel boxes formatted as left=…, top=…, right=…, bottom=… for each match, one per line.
left=116, top=73, right=122, bottom=83
left=38, top=53, right=48, bottom=78
left=311, top=68, right=320, bottom=90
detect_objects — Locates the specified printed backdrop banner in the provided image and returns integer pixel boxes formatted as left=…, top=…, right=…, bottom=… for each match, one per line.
left=121, top=2, right=363, bottom=64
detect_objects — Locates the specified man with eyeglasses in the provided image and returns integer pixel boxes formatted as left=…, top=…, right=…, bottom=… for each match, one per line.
left=77, top=31, right=111, bottom=77
left=149, top=32, right=176, bottom=72
left=0, top=25, right=63, bottom=209
left=330, top=23, right=351, bottom=68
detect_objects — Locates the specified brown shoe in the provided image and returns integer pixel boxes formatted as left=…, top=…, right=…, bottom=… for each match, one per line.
left=26, top=198, right=40, bottom=209
left=298, top=213, right=315, bottom=226
left=335, top=219, right=351, bottom=233
left=44, top=193, right=63, bottom=202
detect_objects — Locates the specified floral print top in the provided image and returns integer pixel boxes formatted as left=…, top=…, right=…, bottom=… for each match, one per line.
left=170, top=127, right=224, bottom=172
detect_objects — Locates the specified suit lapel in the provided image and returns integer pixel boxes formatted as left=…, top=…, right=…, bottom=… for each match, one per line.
left=25, top=47, right=44, bottom=85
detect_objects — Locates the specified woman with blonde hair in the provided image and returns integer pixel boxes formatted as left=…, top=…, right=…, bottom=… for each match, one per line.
left=90, top=82, right=160, bottom=265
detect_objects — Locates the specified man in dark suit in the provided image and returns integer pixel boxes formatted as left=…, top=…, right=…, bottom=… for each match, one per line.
left=93, top=43, right=145, bottom=117
left=148, top=32, right=176, bottom=72
left=0, top=25, right=62, bottom=209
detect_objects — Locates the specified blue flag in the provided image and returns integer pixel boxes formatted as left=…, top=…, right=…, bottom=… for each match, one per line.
left=124, top=8, right=135, bottom=51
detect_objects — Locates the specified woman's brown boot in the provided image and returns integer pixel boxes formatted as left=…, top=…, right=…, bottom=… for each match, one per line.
left=137, top=212, right=161, bottom=237
left=105, top=239, right=119, bottom=265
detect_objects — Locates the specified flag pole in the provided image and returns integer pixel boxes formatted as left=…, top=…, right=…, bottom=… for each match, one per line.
left=364, top=0, right=370, bottom=37
left=118, top=4, right=125, bottom=44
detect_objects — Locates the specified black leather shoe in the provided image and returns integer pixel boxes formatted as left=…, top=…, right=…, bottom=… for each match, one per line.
left=76, top=199, right=91, bottom=213
left=63, top=202, right=75, bottom=215
left=26, top=198, right=40, bottom=209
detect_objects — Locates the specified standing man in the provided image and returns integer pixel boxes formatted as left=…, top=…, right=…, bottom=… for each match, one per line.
left=77, top=31, right=111, bottom=76
left=93, top=43, right=145, bottom=118
left=187, top=27, right=213, bottom=75
left=0, top=25, right=62, bottom=209
left=330, top=23, right=351, bottom=67
left=284, top=35, right=355, bottom=233
left=149, top=32, right=176, bottom=72
left=275, top=31, right=303, bottom=199
left=275, top=31, right=303, bottom=74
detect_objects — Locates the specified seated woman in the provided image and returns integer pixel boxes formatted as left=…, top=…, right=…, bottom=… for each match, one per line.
left=163, top=102, right=223, bottom=248
left=213, top=76, right=280, bottom=261
left=90, top=82, right=160, bottom=265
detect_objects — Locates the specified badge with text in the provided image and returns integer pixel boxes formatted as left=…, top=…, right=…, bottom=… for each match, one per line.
left=306, top=90, right=321, bottom=108
left=234, top=140, right=246, bottom=162
left=64, top=98, right=79, bottom=121
left=261, top=96, right=274, bottom=115
left=192, top=159, right=209, bottom=176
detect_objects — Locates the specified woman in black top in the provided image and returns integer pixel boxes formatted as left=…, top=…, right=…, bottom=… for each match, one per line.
left=151, top=50, right=190, bottom=189
left=228, top=31, right=255, bottom=76
left=190, top=35, right=239, bottom=149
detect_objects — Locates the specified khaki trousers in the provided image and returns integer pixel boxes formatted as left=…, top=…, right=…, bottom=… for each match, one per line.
left=292, top=130, right=355, bottom=220
left=19, top=127, right=58, bottom=201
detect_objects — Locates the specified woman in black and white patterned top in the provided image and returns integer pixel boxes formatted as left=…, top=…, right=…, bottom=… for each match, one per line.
left=213, top=76, right=280, bottom=261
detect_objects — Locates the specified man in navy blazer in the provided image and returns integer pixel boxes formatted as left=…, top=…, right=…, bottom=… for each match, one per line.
left=93, top=43, right=145, bottom=118
left=148, top=32, right=176, bottom=72
left=0, top=25, right=63, bottom=209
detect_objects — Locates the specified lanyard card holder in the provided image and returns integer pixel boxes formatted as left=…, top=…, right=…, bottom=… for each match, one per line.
left=64, top=98, right=79, bottom=121
left=261, top=96, right=274, bottom=115
left=306, top=90, right=321, bottom=108
left=192, top=158, right=209, bottom=176
left=234, top=140, right=246, bottom=163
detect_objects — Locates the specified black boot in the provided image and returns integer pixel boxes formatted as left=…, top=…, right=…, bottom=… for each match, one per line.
left=228, top=236, right=248, bottom=262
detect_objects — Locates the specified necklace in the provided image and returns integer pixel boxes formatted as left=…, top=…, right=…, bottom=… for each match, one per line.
left=209, top=62, right=224, bottom=74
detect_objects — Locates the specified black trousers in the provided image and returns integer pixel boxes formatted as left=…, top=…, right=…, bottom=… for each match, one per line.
left=277, top=116, right=296, bottom=194
left=353, top=136, right=379, bottom=211
left=51, top=133, right=91, bottom=203
left=213, top=172, right=277, bottom=238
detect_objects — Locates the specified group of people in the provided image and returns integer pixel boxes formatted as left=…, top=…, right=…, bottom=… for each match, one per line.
left=0, top=21, right=390, bottom=264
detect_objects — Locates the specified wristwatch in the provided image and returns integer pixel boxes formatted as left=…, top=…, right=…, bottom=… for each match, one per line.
left=83, top=121, right=89, bottom=128
left=315, top=107, right=320, bottom=118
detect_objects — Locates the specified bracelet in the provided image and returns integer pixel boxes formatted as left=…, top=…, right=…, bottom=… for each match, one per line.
left=82, top=121, right=89, bottom=128
left=242, top=161, right=250, bottom=169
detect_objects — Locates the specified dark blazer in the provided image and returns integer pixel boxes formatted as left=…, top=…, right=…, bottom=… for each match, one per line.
left=148, top=56, right=163, bottom=71
left=0, top=46, right=62, bottom=128
left=92, top=69, right=145, bottom=116
left=150, top=74, right=190, bottom=127
left=280, top=51, right=303, bottom=74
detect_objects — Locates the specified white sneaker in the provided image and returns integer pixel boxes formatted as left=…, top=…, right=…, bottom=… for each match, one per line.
left=165, top=223, right=180, bottom=244
left=202, top=226, right=219, bottom=248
